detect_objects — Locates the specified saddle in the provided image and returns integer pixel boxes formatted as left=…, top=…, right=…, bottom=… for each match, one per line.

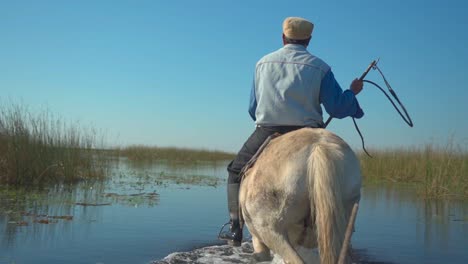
left=238, top=132, right=282, bottom=182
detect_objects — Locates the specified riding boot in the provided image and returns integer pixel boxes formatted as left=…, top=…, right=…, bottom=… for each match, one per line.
left=219, top=182, right=243, bottom=246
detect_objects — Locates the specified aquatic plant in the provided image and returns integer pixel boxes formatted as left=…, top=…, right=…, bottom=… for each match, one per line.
left=117, top=145, right=235, bottom=163
left=0, top=102, right=110, bottom=187
left=359, top=142, right=468, bottom=199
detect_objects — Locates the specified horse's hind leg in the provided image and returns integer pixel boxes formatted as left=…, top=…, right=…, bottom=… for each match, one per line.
left=250, top=235, right=272, bottom=263
left=260, top=229, right=304, bottom=264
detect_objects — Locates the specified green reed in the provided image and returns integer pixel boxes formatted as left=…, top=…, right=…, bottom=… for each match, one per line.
left=359, top=143, right=468, bottom=199
left=118, top=145, right=235, bottom=163
left=0, top=103, right=109, bottom=187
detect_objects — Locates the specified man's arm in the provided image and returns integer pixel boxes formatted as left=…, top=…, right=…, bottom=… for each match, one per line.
left=319, top=70, right=364, bottom=119
left=248, top=80, right=257, bottom=121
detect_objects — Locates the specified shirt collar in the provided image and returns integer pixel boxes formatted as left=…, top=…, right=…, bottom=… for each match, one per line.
left=283, top=44, right=308, bottom=51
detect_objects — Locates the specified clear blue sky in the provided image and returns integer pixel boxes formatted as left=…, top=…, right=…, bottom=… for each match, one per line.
left=1, top=0, right=467, bottom=152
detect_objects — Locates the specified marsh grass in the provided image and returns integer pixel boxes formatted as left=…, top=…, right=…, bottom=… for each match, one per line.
left=118, top=145, right=235, bottom=163
left=0, top=103, right=109, bottom=187
left=359, top=143, right=468, bottom=199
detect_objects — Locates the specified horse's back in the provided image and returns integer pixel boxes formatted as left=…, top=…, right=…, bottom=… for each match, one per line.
left=242, top=127, right=357, bottom=189
left=256, top=128, right=359, bottom=192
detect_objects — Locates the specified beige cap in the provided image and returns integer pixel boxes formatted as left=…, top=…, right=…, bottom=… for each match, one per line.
left=282, top=17, right=314, bottom=40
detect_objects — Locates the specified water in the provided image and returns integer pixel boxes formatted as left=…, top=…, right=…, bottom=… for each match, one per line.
left=354, top=186, right=468, bottom=264
left=1, top=160, right=467, bottom=264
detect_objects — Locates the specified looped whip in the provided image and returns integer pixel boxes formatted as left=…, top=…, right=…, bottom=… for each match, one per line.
left=365, top=64, right=413, bottom=127
left=352, top=117, right=372, bottom=157
left=324, top=61, right=414, bottom=157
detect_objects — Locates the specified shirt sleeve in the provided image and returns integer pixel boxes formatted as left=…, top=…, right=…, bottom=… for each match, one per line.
left=248, top=79, right=257, bottom=121
left=319, top=70, right=364, bottom=119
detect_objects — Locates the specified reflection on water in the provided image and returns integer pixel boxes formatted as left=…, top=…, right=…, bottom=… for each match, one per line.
left=355, top=185, right=468, bottom=264
left=0, top=158, right=228, bottom=264
left=1, top=160, right=467, bottom=264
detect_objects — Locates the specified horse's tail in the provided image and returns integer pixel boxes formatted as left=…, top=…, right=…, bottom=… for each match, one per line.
left=308, top=142, right=346, bottom=264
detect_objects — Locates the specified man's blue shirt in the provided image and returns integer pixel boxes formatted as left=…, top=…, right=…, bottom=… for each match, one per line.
left=249, top=67, right=363, bottom=122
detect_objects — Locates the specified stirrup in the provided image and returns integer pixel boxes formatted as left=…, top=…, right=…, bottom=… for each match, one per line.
left=218, top=222, right=242, bottom=247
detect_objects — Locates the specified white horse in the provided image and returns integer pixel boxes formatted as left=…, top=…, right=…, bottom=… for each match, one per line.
left=239, top=128, right=362, bottom=264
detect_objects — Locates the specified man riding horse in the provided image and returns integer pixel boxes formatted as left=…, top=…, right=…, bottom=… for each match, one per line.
left=219, top=17, right=365, bottom=246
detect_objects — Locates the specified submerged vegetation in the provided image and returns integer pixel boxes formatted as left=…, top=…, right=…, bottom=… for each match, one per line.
left=0, top=103, right=109, bottom=187
left=359, top=143, right=468, bottom=199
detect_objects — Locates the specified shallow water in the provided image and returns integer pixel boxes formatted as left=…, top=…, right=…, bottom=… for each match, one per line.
left=1, top=160, right=467, bottom=264
left=354, top=186, right=468, bottom=264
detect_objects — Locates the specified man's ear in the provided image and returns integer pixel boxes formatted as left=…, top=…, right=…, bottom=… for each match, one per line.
left=305, top=36, right=312, bottom=47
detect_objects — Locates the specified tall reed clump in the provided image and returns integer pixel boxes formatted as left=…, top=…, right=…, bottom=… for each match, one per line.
left=119, top=145, right=235, bottom=163
left=0, top=103, right=109, bottom=187
left=359, top=142, right=468, bottom=199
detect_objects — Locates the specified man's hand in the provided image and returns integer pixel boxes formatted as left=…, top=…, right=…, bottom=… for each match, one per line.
left=350, top=78, right=363, bottom=95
